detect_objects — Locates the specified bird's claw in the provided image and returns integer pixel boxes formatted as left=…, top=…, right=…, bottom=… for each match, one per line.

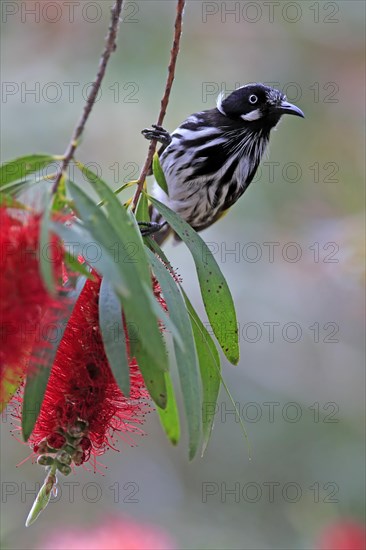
left=141, top=125, right=172, bottom=145
left=138, top=221, right=168, bottom=237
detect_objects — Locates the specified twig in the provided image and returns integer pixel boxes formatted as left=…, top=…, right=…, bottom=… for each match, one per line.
left=52, top=0, right=124, bottom=194
left=131, top=0, right=186, bottom=211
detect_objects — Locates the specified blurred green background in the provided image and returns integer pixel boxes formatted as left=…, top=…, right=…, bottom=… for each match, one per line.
left=1, top=1, right=365, bottom=549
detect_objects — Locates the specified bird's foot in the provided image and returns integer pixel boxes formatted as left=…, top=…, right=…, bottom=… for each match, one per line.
left=141, top=125, right=172, bottom=146
left=138, top=221, right=168, bottom=237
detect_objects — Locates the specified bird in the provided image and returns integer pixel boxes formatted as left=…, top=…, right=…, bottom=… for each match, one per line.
left=141, top=83, right=304, bottom=244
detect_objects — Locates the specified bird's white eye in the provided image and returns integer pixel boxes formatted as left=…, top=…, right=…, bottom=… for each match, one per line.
left=249, top=94, right=258, bottom=104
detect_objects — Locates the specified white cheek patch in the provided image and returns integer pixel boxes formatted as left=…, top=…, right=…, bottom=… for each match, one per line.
left=241, top=109, right=262, bottom=122
left=216, top=91, right=226, bottom=115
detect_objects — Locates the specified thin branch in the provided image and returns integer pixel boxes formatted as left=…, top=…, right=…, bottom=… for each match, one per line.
left=52, top=0, right=124, bottom=194
left=131, top=0, right=186, bottom=211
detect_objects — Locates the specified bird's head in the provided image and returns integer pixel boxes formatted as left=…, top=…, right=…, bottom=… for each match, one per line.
left=217, top=83, right=304, bottom=128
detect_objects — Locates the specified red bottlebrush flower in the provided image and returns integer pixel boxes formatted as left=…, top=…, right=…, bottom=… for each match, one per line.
left=28, top=273, right=153, bottom=470
left=0, top=208, right=64, bottom=405
left=41, top=516, right=176, bottom=550
left=316, top=520, right=366, bottom=550
left=153, top=275, right=168, bottom=312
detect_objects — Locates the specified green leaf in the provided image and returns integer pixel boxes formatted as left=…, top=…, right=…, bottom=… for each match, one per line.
left=25, top=467, right=57, bottom=527
left=66, top=179, right=170, bottom=406
left=128, top=326, right=168, bottom=409
left=22, top=280, right=85, bottom=441
left=142, top=238, right=184, bottom=347
left=149, top=196, right=239, bottom=365
left=146, top=234, right=250, bottom=455
left=144, top=237, right=220, bottom=453
left=182, top=288, right=221, bottom=456
left=156, top=372, right=180, bottom=445
left=39, top=189, right=57, bottom=295
left=97, top=181, right=137, bottom=207
left=52, top=173, right=68, bottom=212
left=22, top=372, right=49, bottom=441
left=145, top=285, right=184, bottom=350
left=152, top=152, right=169, bottom=195
left=99, top=278, right=130, bottom=396
left=63, top=254, right=93, bottom=279
left=146, top=248, right=202, bottom=460
left=0, top=154, right=56, bottom=187
left=135, top=191, right=150, bottom=223
left=183, top=289, right=251, bottom=458
left=144, top=235, right=171, bottom=266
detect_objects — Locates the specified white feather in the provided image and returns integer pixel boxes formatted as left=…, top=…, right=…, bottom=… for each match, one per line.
left=241, top=109, right=262, bottom=122
left=216, top=91, right=226, bottom=115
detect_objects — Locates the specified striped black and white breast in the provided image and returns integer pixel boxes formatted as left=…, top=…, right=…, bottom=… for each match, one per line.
left=153, top=111, right=269, bottom=229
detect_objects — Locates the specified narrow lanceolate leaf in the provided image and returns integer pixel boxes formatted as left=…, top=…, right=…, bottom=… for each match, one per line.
left=51, top=173, right=68, bottom=212
left=182, top=288, right=221, bottom=457
left=66, top=179, right=169, bottom=408
left=22, top=280, right=85, bottom=441
left=63, top=253, right=93, bottom=279
left=152, top=152, right=169, bottom=195
left=97, top=181, right=137, bottom=208
left=145, top=241, right=249, bottom=454
left=149, top=196, right=239, bottom=365
left=144, top=235, right=171, bottom=266
left=39, top=189, right=57, bottom=295
left=99, top=278, right=130, bottom=397
left=25, top=468, right=57, bottom=527
left=146, top=248, right=202, bottom=460
left=157, top=372, right=180, bottom=446
left=128, top=326, right=168, bottom=410
left=145, top=284, right=184, bottom=350
left=135, top=191, right=150, bottom=223
left=143, top=237, right=184, bottom=347
left=0, top=154, right=56, bottom=187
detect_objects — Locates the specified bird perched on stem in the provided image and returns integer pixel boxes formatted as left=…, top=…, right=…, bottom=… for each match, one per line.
left=142, top=83, right=304, bottom=244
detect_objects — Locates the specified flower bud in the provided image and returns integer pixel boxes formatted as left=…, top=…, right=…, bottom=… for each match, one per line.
left=63, top=444, right=76, bottom=455
left=68, top=419, right=88, bottom=438
left=47, top=432, right=66, bottom=450
left=73, top=450, right=86, bottom=466
left=57, top=463, right=72, bottom=476
left=56, top=450, right=72, bottom=465
left=37, top=455, right=55, bottom=466
left=34, top=439, right=49, bottom=454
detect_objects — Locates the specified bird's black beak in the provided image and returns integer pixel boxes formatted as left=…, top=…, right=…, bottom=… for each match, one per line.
left=277, top=100, right=305, bottom=118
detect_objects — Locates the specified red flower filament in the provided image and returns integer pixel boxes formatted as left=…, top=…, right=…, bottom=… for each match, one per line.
left=0, top=208, right=64, bottom=403
left=28, top=275, right=154, bottom=472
